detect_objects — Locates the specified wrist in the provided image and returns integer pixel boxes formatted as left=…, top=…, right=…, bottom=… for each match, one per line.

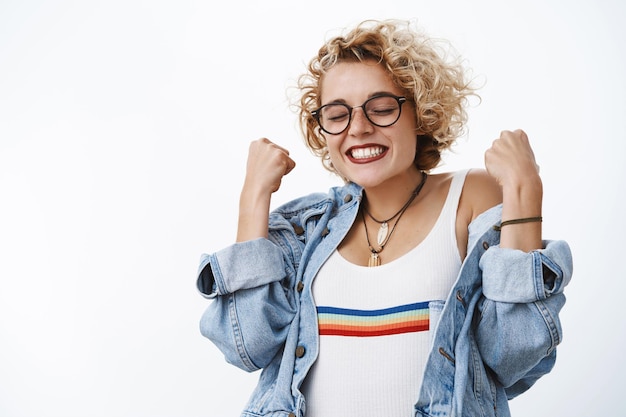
left=239, top=183, right=272, bottom=211
left=500, top=176, right=543, bottom=251
left=236, top=184, right=272, bottom=242
left=501, top=175, right=543, bottom=215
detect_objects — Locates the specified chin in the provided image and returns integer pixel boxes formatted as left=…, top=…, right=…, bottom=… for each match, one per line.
left=345, top=174, right=387, bottom=189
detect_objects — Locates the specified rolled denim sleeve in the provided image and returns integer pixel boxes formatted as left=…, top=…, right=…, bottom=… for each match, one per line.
left=197, top=237, right=298, bottom=372
left=196, top=238, right=287, bottom=298
left=475, top=239, right=573, bottom=395
left=480, top=240, right=573, bottom=303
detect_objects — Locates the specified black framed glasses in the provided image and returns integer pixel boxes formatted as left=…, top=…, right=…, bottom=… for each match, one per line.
left=312, top=94, right=407, bottom=135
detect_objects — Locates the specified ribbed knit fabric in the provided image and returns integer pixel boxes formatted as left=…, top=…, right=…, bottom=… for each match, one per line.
left=301, top=170, right=469, bottom=417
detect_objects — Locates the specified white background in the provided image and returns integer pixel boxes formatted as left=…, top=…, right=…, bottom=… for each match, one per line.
left=1, top=0, right=624, bottom=416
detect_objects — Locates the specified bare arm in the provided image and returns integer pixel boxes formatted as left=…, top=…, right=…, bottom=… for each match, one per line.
left=236, top=138, right=296, bottom=242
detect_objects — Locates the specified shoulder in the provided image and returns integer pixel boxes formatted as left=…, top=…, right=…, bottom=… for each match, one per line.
left=460, top=168, right=503, bottom=221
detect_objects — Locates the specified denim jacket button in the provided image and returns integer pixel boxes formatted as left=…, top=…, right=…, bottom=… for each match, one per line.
left=292, top=223, right=305, bottom=236
left=343, top=194, right=353, bottom=203
left=482, top=241, right=489, bottom=250
left=295, top=346, right=306, bottom=358
left=296, top=281, right=304, bottom=292
left=288, top=413, right=296, bottom=417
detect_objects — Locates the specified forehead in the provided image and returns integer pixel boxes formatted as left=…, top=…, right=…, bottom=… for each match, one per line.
left=320, top=60, right=401, bottom=103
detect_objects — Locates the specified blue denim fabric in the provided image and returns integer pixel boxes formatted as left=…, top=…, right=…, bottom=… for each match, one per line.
left=197, top=181, right=573, bottom=417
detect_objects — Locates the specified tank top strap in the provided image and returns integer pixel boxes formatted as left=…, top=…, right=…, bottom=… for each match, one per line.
left=439, top=169, right=470, bottom=226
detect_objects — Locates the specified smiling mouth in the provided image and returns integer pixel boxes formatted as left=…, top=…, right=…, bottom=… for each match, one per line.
left=348, top=145, right=387, bottom=162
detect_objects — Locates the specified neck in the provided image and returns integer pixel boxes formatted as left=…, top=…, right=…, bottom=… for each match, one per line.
left=362, top=169, right=426, bottom=220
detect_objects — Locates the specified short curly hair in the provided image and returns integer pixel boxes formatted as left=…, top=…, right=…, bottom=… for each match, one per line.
left=297, top=19, right=478, bottom=175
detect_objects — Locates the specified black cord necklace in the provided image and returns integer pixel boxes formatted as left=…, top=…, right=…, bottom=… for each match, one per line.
left=362, top=171, right=428, bottom=267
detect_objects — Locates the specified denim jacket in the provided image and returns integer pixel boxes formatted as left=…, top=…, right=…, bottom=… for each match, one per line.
left=197, top=181, right=573, bottom=417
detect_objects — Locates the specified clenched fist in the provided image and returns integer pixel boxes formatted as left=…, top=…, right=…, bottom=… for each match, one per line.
left=484, top=129, right=541, bottom=190
left=244, top=138, right=296, bottom=195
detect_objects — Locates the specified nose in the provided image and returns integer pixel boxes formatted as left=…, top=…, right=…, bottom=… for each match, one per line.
left=347, top=107, right=373, bottom=136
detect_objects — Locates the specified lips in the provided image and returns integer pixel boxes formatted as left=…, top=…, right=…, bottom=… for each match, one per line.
left=346, top=145, right=388, bottom=163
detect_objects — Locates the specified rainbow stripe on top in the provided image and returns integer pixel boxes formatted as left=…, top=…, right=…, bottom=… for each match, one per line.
left=317, top=302, right=429, bottom=337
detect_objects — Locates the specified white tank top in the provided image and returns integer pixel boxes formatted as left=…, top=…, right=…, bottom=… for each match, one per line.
left=301, top=170, right=468, bottom=417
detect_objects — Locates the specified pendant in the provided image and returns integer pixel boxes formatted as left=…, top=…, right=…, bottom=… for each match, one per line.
left=368, top=251, right=381, bottom=267
left=377, top=222, right=389, bottom=246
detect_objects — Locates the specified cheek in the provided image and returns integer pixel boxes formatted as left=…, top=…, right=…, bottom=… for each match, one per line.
left=325, top=139, right=345, bottom=173
left=396, top=133, right=418, bottom=160
left=396, top=114, right=418, bottom=158
left=326, top=138, right=343, bottom=161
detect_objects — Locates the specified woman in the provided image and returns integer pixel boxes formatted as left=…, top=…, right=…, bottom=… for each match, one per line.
left=196, top=19, right=572, bottom=417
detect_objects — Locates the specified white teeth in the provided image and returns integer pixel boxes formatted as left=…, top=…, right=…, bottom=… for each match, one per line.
left=351, top=146, right=385, bottom=159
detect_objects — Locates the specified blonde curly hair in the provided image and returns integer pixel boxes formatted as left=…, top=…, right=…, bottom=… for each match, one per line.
left=297, top=19, right=478, bottom=174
